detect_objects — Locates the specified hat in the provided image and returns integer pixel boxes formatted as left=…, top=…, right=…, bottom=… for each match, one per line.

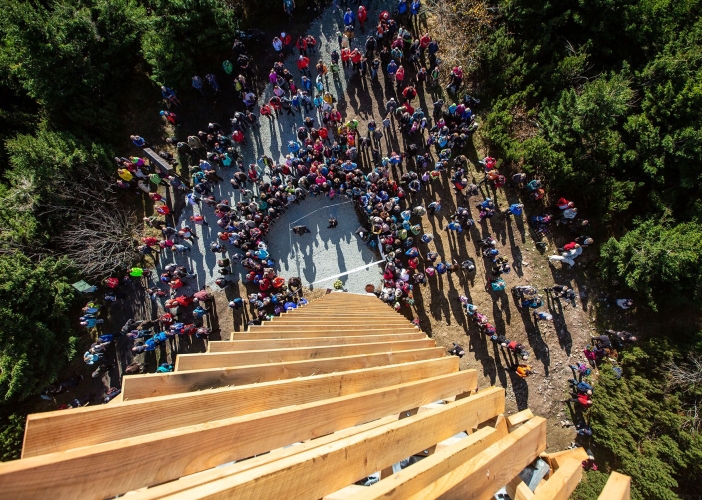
left=299, top=55, right=304, bottom=59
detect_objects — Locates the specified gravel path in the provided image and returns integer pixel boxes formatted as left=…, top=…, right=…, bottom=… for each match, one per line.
left=156, top=2, right=398, bottom=295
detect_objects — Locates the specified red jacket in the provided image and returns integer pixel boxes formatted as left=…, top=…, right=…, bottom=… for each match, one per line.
left=350, top=50, right=362, bottom=63
left=297, top=56, right=310, bottom=69
left=358, top=6, right=367, bottom=21
left=296, top=38, right=307, bottom=51
left=341, top=48, right=351, bottom=61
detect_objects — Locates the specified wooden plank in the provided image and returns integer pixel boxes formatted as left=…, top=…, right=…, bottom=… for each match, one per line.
left=236, top=328, right=419, bottom=340
left=176, top=340, right=436, bottom=371
left=349, top=425, right=508, bottom=500
left=208, top=333, right=427, bottom=352
left=152, top=387, right=505, bottom=500
left=249, top=324, right=411, bottom=332
left=122, top=348, right=446, bottom=400
left=541, top=447, right=588, bottom=470
left=507, top=409, right=534, bottom=428
left=128, top=416, right=400, bottom=500
left=264, top=320, right=410, bottom=327
left=324, top=485, right=368, bottom=499
left=22, top=358, right=458, bottom=457
left=507, top=476, right=536, bottom=500
left=0, top=372, right=478, bottom=500
left=597, top=471, right=631, bottom=500
left=532, top=458, right=582, bottom=500
left=405, top=417, right=547, bottom=500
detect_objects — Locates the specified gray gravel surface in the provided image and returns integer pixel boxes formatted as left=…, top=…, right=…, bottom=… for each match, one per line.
left=156, top=1, right=399, bottom=295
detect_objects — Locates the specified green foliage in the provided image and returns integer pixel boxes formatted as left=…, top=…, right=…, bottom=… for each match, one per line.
left=0, top=0, right=146, bottom=136
left=572, top=470, right=614, bottom=500
left=1, top=130, right=110, bottom=247
left=587, top=338, right=702, bottom=499
left=141, top=0, right=239, bottom=86
left=599, top=220, right=702, bottom=310
left=475, top=2, right=702, bottom=497
left=0, top=412, right=24, bottom=462
left=0, top=254, right=80, bottom=402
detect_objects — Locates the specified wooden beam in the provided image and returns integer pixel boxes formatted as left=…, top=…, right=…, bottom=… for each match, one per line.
left=22, top=358, right=459, bottom=457
left=175, top=340, right=436, bottom=371
left=507, top=476, right=535, bottom=500
left=597, top=471, right=631, bottom=500
left=0, top=372, right=478, bottom=500
left=147, top=387, right=506, bottom=500
left=324, top=485, right=368, bottom=499
left=236, top=328, right=419, bottom=340
left=128, top=416, right=400, bottom=500
left=122, top=348, right=446, bottom=400
left=248, top=324, right=413, bottom=332
left=405, top=417, right=547, bottom=500
left=348, top=425, right=507, bottom=500
left=507, top=409, right=534, bottom=429
left=532, top=458, right=582, bottom=500
left=208, top=334, right=427, bottom=352
left=540, top=447, right=588, bottom=470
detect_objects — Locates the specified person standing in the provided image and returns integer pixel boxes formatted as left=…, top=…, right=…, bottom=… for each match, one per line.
left=192, top=75, right=205, bottom=96
left=358, top=5, right=368, bottom=31
left=297, top=55, right=311, bottom=76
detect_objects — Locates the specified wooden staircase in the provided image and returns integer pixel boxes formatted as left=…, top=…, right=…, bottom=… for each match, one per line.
left=3, top=292, right=630, bottom=499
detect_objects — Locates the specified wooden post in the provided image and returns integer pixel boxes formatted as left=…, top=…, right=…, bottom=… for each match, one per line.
left=532, top=458, right=582, bottom=500
left=405, top=417, right=547, bottom=500
left=597, top=471, right=631, bottom=500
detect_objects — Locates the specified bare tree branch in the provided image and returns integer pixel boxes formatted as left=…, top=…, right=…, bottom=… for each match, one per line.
left=665, top=354, right=702, bottom=392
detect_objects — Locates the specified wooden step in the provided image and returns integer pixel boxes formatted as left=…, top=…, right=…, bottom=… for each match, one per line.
left=121, top=348, right=447, bottom=400
left=209, top=333, right=427, bottom=352
left=125, top=416, right=401, bottom=499
left=137, top=387, right=504, bottom=500
left=281, top=310, right=397, bottom=316
left=248, top=324, right=411, bottom=332
left=0, top=372, right=477, bottom=500
left=22, top=358, right=458, bottom=458
left=175, top=339, right=437, bottom=371
left=264, top=319, right=409, bottom=326
left=235, top=328, right=419, bottom=340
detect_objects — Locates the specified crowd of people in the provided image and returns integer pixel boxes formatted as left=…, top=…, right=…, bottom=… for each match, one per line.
left=48, top=0, right=642, bottom=433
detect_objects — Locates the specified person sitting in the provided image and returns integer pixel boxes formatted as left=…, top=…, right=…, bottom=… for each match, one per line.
left=292, top=225, right=310, bottom=235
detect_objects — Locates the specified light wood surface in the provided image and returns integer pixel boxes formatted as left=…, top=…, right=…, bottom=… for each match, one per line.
left=507, top=409, right=534, bottom=428
left=175, top=339, right=436, bottom=371
left=22, top=358, right=458, bottom=457
left=0, top=372, right=477, bottom=500
left=248, top=324, right=411, bottom=332
left=235, top=328, right=419, bottom=339
left=122, top=348, right=446, bottom=400
left=597, top=471, right=631, bottom=500
left=405, top=417, right=547, bottom=500
left=208, top=333, right=426, bottom=351
left=348, top=424, right=507, bottom=499
left=127, top=416, right=400, bottom=500
left=532, top=458, right=582, bottom=500
left=152, top=387, right=505, bottom=500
